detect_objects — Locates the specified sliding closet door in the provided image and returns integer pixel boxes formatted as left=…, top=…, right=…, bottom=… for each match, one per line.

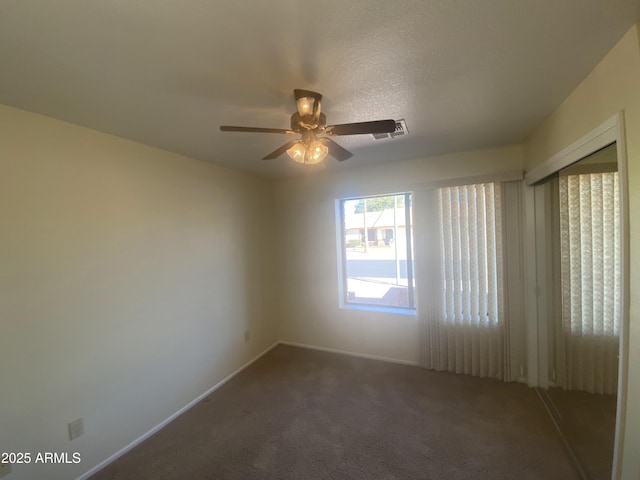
left=539, top=143, right=621, bottom=480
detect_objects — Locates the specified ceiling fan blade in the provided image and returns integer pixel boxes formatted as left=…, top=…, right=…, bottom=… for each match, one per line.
left=325, top=119, right=396, bottom=136
left=319, top=137, right=353, bottom=162
left=220, top=126, right=296, bottom=134
left=263, top=140, right=300, bottom=160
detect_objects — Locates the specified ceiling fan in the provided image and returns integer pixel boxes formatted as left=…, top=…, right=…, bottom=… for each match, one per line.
left=220, top=89, right=396, bottom=165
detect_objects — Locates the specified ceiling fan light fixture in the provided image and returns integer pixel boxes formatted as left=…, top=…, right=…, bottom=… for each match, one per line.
left=286, top=132, right=328, bottom=165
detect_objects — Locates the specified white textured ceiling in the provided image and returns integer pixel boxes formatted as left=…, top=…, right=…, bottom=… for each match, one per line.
left=1, top=1, right=639, bottom=178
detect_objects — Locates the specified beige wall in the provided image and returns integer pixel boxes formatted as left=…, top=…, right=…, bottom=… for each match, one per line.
left=525, top=24, right=640, bottom=480
left=0, top=105, right=278, bottom=480
left=274, top=146, right=524, bottom=364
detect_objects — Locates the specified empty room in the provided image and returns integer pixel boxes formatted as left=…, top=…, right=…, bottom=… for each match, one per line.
left=2, top=1, right=640, bottom=479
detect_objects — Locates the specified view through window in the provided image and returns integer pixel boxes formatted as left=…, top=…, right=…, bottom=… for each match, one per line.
left=339, top=193, right=415, bottom=310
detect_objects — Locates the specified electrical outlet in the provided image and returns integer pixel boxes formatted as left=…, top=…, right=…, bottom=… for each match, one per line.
left=244, top=330, right=250, bottom=342
left=0, top=462, right=12, bottom=478
left=68, top=418, right=84, bottom=440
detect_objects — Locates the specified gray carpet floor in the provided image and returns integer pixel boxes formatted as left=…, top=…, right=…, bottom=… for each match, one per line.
left=90, top=345, right=580, bottom=480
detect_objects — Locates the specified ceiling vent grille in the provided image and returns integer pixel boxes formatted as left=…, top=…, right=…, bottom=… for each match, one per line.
left=372, top=119, right=408, bottom=139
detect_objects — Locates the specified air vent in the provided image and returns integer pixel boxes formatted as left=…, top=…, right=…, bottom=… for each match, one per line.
left=372, top=119, right=408, bottom=139
left=391, top=119, right=408, bottom=137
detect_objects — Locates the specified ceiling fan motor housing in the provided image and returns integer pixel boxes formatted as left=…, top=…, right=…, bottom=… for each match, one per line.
left=291, top=112, right=326, bottom=132
left=293, top=89, right=324, bottom=131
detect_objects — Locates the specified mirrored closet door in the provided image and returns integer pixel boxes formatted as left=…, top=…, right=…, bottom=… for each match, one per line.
left=536, top=143, right=621, bottom=480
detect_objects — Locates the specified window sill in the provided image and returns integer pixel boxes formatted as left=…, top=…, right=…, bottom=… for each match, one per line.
left=340, top=303, right=417, bottom=316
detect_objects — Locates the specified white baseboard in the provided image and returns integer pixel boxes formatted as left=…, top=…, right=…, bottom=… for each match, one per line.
left=76, top=341, right=279, bottom=480
left=279, top=340, right=418, bottom=366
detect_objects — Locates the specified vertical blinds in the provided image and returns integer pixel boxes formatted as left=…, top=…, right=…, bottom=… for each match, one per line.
left=438, top=183, right=504, bottom=329
left=559, top=172, right=620, bottom=394
left=419, top=182, right=517, bottom=381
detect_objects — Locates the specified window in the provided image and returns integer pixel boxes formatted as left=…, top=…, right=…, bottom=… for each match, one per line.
left=338, top=193, right=415, bottom=310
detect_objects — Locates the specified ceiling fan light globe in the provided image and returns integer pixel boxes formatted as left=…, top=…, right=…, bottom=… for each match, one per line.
left=306, top=141, right=328, bottom=164
left=296, top=97, right=315, bottom=117
left=286, top=143, right=307, bottom=164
